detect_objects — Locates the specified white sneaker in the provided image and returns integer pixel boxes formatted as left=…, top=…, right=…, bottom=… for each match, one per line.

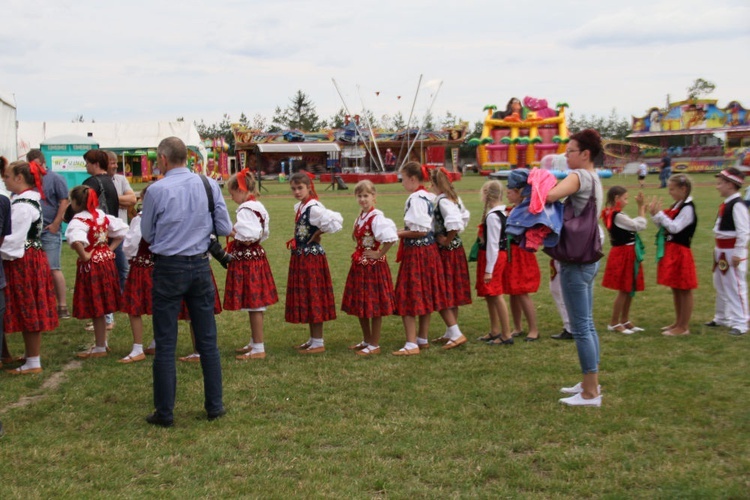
left=559, top=393, right=602, bottom=407
left=607, top=324, right=634, bottom=335
left=560, top=382, right=602, bottom=395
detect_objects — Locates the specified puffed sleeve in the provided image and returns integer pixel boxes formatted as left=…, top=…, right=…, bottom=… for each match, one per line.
left=652, top=205, right=695, bottom=234
left=459, top=198, right=471, bottom=231
left=404, top=193, right=433, bottom=232
left=0, top=202, right=34, bottom=260
left=309, top=203, right=343, bottom=234
left=614, top=213, right=647, bottom=233
left=484, top=211, right=503, bottom=274
left=234, top=205, right=265, bottom=243
left=371, top=212, right=398, bottom=243
left=438, top=197, right=464, bottom=232
left=106, top=213, right=129, bottom=239
left=65, top=215, right=91, bottom=246
left=122, top=215, right=142, bottom=260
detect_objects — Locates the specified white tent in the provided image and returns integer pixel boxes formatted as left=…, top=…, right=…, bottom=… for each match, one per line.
left=18, top=121, right=207, bottom=169
left=0, top=90, right=17, bottom=162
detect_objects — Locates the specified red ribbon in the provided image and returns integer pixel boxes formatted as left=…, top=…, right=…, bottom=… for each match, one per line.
left=304, top=171, right=319, bottom=200
left=420, top=164, right=430, bottom=182
left=86, top=188, right=99, bottom=215
left=28, top=161, right=46, bottom=199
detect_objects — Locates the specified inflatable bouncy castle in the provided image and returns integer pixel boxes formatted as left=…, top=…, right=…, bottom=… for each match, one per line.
left=471, top=96, right=569, bottom=174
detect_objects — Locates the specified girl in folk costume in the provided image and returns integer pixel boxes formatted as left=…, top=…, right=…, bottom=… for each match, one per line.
left=286, top=172, right=343, bottom=354
left=65, top=185, right=128, bottom=359
left=342, top=180, right=398, bottom=356
left=648, top=174, right=697, bottom=336
left=504, top=170, right=541, bottom=341
left=474, top=180, right=513, bottom=346
left=225, top=168, right=278, bottom=360
left=393, top=162, right=465, bottom=356
left=120, top=187, right=223, bottom=364
left=1, top=161, right=58, bottom=374
left=600, top=186, right=647, bottom=335
left=429, top=167, right=472, bottom=345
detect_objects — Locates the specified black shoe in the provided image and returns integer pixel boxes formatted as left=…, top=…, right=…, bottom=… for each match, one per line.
left=728, top=328, right=746, bottom=336
left=207, top=409, right=227, bottom=421
left=551, top=329, right=574, bottom=340
left=704, top=320, right=721, bottom=327
left=487, top=337, right=514, bottom=346
left=145, top=413, right=173, bottom=428
left=524, top=336, right=540, bottom=342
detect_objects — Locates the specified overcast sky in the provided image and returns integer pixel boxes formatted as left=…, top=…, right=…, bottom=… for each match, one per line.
left=2, top=0, right=748, bottom=128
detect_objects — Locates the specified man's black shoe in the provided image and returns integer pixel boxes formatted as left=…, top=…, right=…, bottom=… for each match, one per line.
left=207, top=409, right=226, bottom=421
left=704, top=320, right=721, bottom=327
left=146, top=413, right=173, bottom=428
left=551, top=329, right=574, bottom=340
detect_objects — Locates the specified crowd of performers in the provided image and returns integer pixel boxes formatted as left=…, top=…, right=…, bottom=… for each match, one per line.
left=0, top=147, right=747, bottom=407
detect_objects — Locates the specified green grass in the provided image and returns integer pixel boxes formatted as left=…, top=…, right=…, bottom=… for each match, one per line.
left=1, top=173, right=748, bottom=497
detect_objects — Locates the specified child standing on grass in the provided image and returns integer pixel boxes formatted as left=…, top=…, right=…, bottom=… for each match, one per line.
left=341, top=180, right=398, bottom=356
left=393, top=162, right=465, bottom=356
left=601, top=186, right=647, bottom=335
left=286, top=172, right=343, bottom=354
left=648, top=174, right=697, bottom=336
left=474, top=180, right=513, bottom=346
left=65, top=185, right=128, bottom=358
left=224, top=168, right=278, bottom=360
left=120, top=187, right=221, bottom=363
left=706, top=167, right=749, bottom=336
left=429, top=167, right=472, bottom=345
left=1, top=161, right=58, bottom=375
left=504, top=171, right=540, bottom=342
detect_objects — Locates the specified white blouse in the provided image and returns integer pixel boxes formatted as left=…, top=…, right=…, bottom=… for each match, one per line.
left=404, top=190, right=435, bottom=232
left=1, top=190, right=42, bottom=261
left=294, top=199, right=343, bottom=234
left=65, top=209, right=129, bottom=246
left=436, top=195, right=470, bottom=233
left=355, top=209, right=398, bottom=243
left=122, top=214, right=143, bottom=260
left=651, top=196, right=695, bottom=235
left=484, top=205, right=505, bottom=274
left=234, top=200, right=271, bottom=244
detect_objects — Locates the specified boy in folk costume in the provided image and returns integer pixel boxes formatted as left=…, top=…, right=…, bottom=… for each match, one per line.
left=706, top=167, right=750, bottom=336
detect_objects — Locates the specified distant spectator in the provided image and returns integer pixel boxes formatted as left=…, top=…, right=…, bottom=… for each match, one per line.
left=638, top=161, right=648, bottom=189
left=659, top=154, right=672, bottom=189
left=27, top=149, right=71, bottom=319
left=105, top=151, right=136, bottom=290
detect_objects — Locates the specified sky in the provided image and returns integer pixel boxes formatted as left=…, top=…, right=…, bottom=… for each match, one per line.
left=2, top=0, right=749, bottom=129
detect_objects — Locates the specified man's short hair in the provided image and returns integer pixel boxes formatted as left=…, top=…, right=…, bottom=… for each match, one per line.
left=27, top=149, right=45, bottom=164
left=157, top=137, right=187, bottom=166
left=105, top=150, right=117, bottom=161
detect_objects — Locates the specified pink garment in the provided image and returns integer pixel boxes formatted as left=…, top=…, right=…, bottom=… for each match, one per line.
left=524, top=226, right=552, bottom=251
left=528, top=168, right=557, bottom=214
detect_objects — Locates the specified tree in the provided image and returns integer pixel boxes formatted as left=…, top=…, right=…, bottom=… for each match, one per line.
left=686, top=78, right=716, bottom=101
left=568, top=108, right=630, bottom=140
left=194, top=113, right=235, bottom=153
left=392, top=112, right=406, bottom=131
left=325, top=107, right=348, bottom=129
left=272, top=90, right=321, bottom=131
left=441, top=111, right=458, bottom=129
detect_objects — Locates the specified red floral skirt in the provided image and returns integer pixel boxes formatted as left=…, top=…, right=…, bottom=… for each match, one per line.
left=658, top=242, right=697, bottom=290
left=73, top=255, right=121, bottom=319
left=475, top=249, right=508, bottom=297
left=342, top=259, right=395, bottom=318
left=224, top=253, right=278, bottom=310
left=602, top=244, right=645, bottom=293
left=503, top=245, right=540, bottom=295
left=3, top=248, right=59, bottom=333
left=438, top=245, right=472, bottom=307
left=285, top=253, right=336, bottom=324
left=394, top=243, right=447, bottom=316
left=121, top=263, right=153, bottom=316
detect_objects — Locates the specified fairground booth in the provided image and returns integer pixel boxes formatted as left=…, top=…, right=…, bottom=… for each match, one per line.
left=18, top=121, right=208, bottom=183
left=232, top=121, right=467, bottom=185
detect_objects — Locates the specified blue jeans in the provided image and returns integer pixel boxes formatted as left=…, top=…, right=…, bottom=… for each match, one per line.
left=40, top=230, right=62, bottom=270
left=659, top=167, right=671, bottom=188
left=559, top=261, right=600, bottom=374
left=113, top=242, right=129, bottom=292
left=152, top=254, right=223, bottom=421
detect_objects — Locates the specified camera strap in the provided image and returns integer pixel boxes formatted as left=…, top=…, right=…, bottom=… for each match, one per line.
left=199, top=174, right=217, bottom=235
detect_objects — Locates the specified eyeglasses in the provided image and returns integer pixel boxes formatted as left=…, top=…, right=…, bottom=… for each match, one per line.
left=566, top=149, right=580, bottom=154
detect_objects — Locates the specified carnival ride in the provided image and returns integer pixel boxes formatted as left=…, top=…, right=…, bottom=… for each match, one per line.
left=626, top=99, right=750, bottom=173
left=471, top=96, right=569, bottom=175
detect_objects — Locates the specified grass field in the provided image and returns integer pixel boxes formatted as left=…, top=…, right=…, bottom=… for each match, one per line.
left=1, top=172, right=748, bottom=497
